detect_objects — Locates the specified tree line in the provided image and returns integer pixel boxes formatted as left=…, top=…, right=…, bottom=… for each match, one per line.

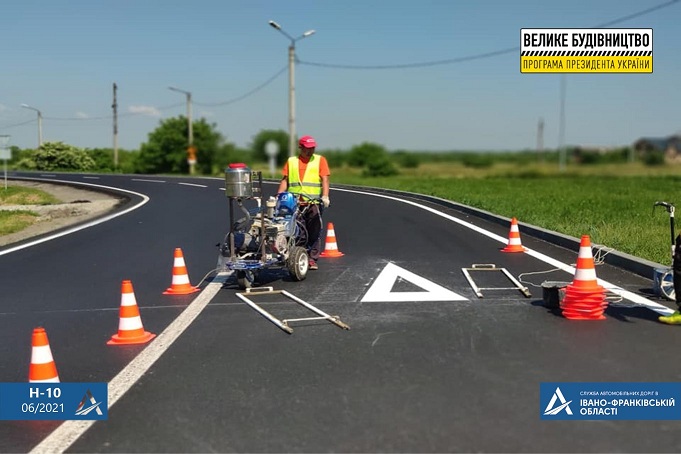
left=5, top=115, right=652, bottom=177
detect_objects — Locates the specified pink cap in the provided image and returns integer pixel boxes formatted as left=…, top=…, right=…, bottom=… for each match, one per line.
left=298, top=135, right=317, bottom=148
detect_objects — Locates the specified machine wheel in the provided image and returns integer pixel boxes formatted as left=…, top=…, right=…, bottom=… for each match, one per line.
left=660, top=269, right=676, bottom=301
left=287, top=246, right=309, bottom=282
left=236, top=270, right=256, bottom=290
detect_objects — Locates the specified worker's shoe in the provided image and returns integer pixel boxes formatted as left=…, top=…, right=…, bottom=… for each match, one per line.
left=308, top=260, right=318, bottom=271
left=658, top=310, right=681, bottom=325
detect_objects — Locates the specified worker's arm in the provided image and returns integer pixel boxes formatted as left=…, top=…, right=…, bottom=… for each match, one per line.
left=277, top=177, right=288, bottom=193
left=321, top=175, right=330, bottom=198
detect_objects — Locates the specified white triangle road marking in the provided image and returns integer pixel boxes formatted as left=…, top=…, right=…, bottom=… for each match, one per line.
left=361, top=262, right=468, bottom=302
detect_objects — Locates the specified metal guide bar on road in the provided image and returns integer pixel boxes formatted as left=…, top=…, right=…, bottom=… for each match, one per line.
left=462, top=264, right=531, bottom=298
left=235, top=287, right=351, bottom=334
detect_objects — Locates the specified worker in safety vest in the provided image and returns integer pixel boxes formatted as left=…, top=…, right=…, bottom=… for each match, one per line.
left=277, top=135, right=331, bottom=270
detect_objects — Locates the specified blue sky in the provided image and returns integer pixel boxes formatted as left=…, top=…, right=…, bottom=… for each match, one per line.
left=0, top=0, right=678, bottom=152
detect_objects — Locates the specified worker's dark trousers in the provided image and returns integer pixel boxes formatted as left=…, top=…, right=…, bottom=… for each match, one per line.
left=303, top=204, right=323, bottom=261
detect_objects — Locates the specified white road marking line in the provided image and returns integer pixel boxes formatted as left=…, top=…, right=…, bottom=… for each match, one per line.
left=0, top=179, right=150, bottom=257
left=335, top=187, right=674, bottom=315
left=131, top=178, right=166, bottom=183
left=29, top=272, right=231, bottom=454
left=82, top=176, right=100, bottom=180
left=177, top=182, right=207, bottom=188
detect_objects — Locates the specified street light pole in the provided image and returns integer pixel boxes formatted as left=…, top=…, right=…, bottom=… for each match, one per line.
left=20, top=103, right=42, bottom=148
left=168, top=86, right=195, bottom=174
left=268, top=20, right=316, bottom=157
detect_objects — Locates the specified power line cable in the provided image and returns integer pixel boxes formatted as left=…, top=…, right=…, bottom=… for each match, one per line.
left=10, top=65, right=287, bottom=124
left=298, top=0, right=679, bottom=70
left=194, top=64, right=287, bottom=107
left=1, top=1, right=675, bottom=128
left=0, top=118, right=37, bottom=130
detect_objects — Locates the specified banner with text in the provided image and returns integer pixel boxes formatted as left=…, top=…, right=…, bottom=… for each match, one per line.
left=540, top=382, right=681, bottom=420
left=521, top=28, right=653, bottom=74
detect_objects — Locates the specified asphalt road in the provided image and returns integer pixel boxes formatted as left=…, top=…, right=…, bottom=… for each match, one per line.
left=0, top=171, right=679, bottom=453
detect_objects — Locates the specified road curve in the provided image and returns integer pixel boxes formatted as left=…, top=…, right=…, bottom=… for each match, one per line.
left=0, top=171, right=678, bottom=453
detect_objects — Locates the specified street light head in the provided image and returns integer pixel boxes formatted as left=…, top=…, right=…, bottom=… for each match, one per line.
left=20, top=103, right=30, bottom=108
left=303, top=30, right=316, bottom=38
left=169, top=86, right=191, bottom=96
left=268, top=20, right=281, bottom=30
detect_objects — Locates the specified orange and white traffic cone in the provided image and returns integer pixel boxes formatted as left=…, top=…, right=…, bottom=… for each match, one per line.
left=108, top=280, right=156, bottom=345
left=29, top=327, right=60, bottom=383
left=320, top=222, right=344, bottom=258
left=163, top=248, right=200, bottom=295
left=501, top=217, right=526, bottom=253
left=560, top=235, right=608, bottom=320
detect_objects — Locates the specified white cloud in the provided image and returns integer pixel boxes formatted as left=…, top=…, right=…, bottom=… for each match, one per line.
left=128, top=105, right=161, bottom=117
left=75, top=111, right=89, bottom=119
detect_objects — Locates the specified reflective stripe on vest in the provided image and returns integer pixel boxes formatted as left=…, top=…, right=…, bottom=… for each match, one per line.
left=288, top=154, right=322, bottom=197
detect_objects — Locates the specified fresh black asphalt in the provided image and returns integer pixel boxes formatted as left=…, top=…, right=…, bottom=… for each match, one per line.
left=0, top=172, right=678, bottom=453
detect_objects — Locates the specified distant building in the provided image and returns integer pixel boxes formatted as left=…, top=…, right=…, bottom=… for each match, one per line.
left=633, top=135, right=681, bottom=163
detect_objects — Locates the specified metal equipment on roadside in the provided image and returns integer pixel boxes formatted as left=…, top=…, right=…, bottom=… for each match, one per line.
left=236, top=287, right=351, bottom=334
left=652, top=201, right=676, bottom=301
left=217, top=163, right=311, bottom=290
left=462, top=264, right=531, bottom=298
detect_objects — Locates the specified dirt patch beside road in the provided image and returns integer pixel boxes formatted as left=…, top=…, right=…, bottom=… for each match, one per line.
left=0, top=180, right=124, bottom=247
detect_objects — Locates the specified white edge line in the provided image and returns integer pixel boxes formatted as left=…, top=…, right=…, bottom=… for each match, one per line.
left=29, top=272, right=231, bottom=454
left=333, top=187, right=674, bottom=316
left=27, top=180, right=675, bottom=450
left=0, top=179, right=150, bottom=257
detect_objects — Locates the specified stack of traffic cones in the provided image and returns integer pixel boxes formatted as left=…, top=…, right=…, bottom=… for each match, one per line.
left=320, top=222, right=344, bottom=258
left=108, top=280, right=156, bottom=345
left=29, top=327, right=60, bottom=383
left=560, top=235, right=608, bottom=320
left=163, top=248, right=200, bottom=295
left=501, top=217, right=526, bottom=253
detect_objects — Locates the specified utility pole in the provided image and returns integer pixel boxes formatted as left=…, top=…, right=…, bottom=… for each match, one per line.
left=268, top=20, right=316, bottom=157
left=537, top=117, right=544, bottom=163
left=112, top=83, right=118, bottom=169
left=20, top=104, right=42, bottom=148
left=168, top=86, right=195, bottom=174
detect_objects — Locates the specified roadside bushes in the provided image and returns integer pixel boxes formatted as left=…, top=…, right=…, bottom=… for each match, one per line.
left=348, top=142, right=399, bottom=177
left=15, top=142, right=96, bottom=172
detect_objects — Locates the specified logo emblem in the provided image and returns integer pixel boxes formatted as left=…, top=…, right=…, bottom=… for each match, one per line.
left=75, top=389, right=104, bottom=416
left=543, top=387, right=573, bottom=416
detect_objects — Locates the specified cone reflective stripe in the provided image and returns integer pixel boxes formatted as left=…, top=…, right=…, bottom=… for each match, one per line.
left=29, top=327, right=60, bottom=383
left=571, top=236, right=603, bottom=290
left=501, top=217, right=526, bottom=253
left=320, top=222, right=344, bottom=258
left=163, top=248, right=200, bottom=295
left=561, top=235, right=607, bottom=320
left=108, top=280, right=156, bottom=345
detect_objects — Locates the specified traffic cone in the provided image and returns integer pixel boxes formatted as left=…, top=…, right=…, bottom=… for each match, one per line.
left=163, top=248, right=200, bottom=295
left=501, top=217, right=526, bottom=253
left=320, top=222, right=344, bottom=258
left=29, top=327, right=60, bottom=383
left=108, top=280, right=156, bottom=345
left=560, top=235, right=608, bottom=320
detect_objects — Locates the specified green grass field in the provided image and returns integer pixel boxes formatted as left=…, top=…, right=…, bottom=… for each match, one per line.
left=1, top=163, right=679, bottom=266
left=325, top=161, right=680, bottom=266
left=0, top=186, right=59, bottom=235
